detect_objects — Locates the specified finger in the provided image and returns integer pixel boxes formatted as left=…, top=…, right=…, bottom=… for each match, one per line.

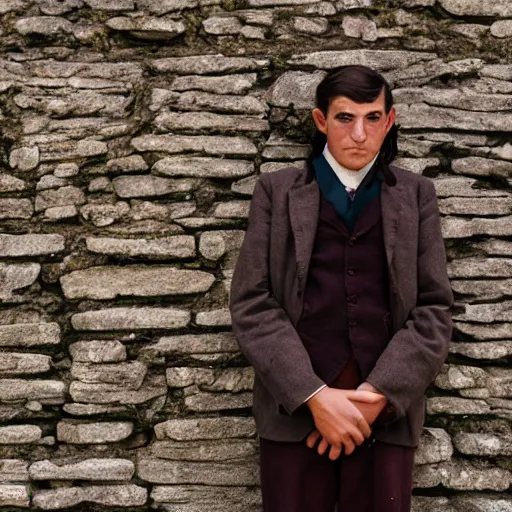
left=329, top=443, right=342, bottom=461
left=354, top=413, right=372, bottom=438
left=348, top=423, right=365, bottom=445
left=346, top=390, right=386, bottom=403
left=306, top=430, right=321, bottom=449
left=317, top=437, right=329, bottom=456
left=340, top=435, right=356, bottom=456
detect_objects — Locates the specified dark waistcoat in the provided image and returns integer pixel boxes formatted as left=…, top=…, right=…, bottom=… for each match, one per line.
left=295, top=187, right=392, bottom=387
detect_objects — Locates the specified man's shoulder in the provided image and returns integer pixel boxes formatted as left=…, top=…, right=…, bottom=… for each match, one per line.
left=258, top=163, right=306, bottom=189
left=390, top=164, right=436, bottom=194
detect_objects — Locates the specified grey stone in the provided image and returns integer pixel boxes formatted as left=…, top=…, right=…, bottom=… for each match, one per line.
left=0, top=323, right=60, bottom=347
left=203, top=16, right=242, bottom=35
left=433, top=176, right=509, bottom=198
left=71, top=361, right=147, bottom=389
left=266, top=70, right=325, bottom=109
left=450, top=24, right=489, bottom=40
left=450, top=279, right=512, bottom=301
left=0, top=199, right=33, bottom=219
left=70, top=340, right=127, bottom=363
left=248, top=0, right=319, bottom=4
left=455, top=322, right=511, bottom=340
left=435, top=364, right=488, bottom=390
left=0, top=263, right=40, bottom=301
left=166, top=367, right=253, bottom=392
left=438, top=198, right=512, bottom=216
left=454, top=432, right=512, bottom=457
left=131, top=135, right=257, bottom=156
left=342, top=15, right=377, bottom=41
left=438, top=0, right=512, bottom=16
left=336, top=0, right=372, bottom=9
left=426, top=397, right=491, bottom=415
left=151, top=54, right=268, bottom=75
left=185, top=391, right=252, bottom=411
left=450, top=341, right=512, bottom=360
left=106, top=155, right=148, bottom=174
left=29, top=458, right=134, bottom=481
left=452, top=495, right=512, bottom=512
left=35, top=186, right=85, bottom=212
left=0, top=173, right=27, bottom=192
left=0, top=484, right=30, bottom=507
left=304, top=2, right=336, bottom=14
left=69, top=375, right=167, bottom=404
left=37, top=175, right=70, bottom=191
left=442, top=217, right=512, bottom=239
left=137, top=0, right=198, bottom=14
left=61, top=265, right=214, bottom=299
left=107, top=16, right=186, bottom=40
left=0, top=379, right=65, bottom=403
left=288, top=49, right=435, bottom=70
left=0, top=353, right=51, bottom=376
left=80, top=201, right=130, bottom=227
left=44, top=205, right=79, bottom=221
left=32, top=484, right=147, bottom=509
left=62, top=403, right=129, bottom=415
left=171, top=74, right=257, bottom=94
left=195, top=308, right=231, bottom=326
left=0, top=425, right=42, bottom=444
left=142, top=333, right=239, bottom=356
left=56, top=421, right=133, bottom=444
left=112, top=175, right=198, bottom=198
left=9, top=146, right=39, bottom=172
left=452, top=157, right=512, bottom=178
left=15, top=16, right=74, bottom=35
left=293, top=17, right=329, bottom=35
left=137, top=458, right=258, bottom=485
left=88, top=177, right=112, bottom=192
left=396, top=103, right=512, bottom=132
left=481, top=64, right=512, bottom=82
left=454, top=301, right=512, bottom=323
left=393, top=157, right=439, bottom=174
left=154, top=111, right=269, bottom=132
left=147, top=439, right=257, bottom=461
left=236, top=9, right=274, bottom=25
left=0, top=0, right=28, bottom=14
left=213, top=201, right=249, bottom=218
left=54, top=163, right=79, bottom=177
left=83, top=0, right=134, bottom=8
left=76, top=140, right=107, bottom=157
left=240, top=25, right=266, bottom=39
left=153, top=157, right=254, bottom=179
left=415, top=428, right=453, bottom=465
left=86, top=235, right=195, bottom=259
left=476, top=239, right=512, bottom=256
left=131, top=200, right=195, bottom=221
left=175, top=91, right=267, bottom=115
left=0, top=460, right=29, bottom=481
left=154, top=417, right=255, bottom=441
left=231, top=175, right=258, bottom=195
left=71, top=306, right=190, bottom=331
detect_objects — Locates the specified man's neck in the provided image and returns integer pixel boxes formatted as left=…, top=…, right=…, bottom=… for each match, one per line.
left=322, top=143, right=379, bottom=190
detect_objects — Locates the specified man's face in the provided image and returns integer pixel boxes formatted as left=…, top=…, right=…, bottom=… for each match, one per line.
left=311, top=89, right=396, bottom=171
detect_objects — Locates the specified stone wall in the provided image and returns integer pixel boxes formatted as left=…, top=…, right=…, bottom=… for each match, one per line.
left=0, top=0, right=510, bottom=510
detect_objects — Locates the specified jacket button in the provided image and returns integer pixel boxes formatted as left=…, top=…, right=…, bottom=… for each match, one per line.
left=347, top=269, right=355, bottom=276
left=349, top=237, right=356, bottom=246
left=349, top=320, right=357, bottom=327
left=348, top=295, right=357, bottom=304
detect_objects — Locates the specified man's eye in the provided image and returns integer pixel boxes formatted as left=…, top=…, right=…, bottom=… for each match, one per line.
left=368, top=115, right=381, bottom=121
left=337, top=116, right=352, bottom=122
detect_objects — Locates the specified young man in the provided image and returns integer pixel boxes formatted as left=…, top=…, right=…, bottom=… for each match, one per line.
left=229, top=65, right=453, bottom=512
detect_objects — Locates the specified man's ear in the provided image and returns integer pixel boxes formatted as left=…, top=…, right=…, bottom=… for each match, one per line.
left=384, top=106, right=396, bottom=133
left=312, top=108, right=327, bottom=135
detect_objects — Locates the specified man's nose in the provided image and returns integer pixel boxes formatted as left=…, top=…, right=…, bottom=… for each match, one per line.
left=351, top=119, right=367, bottom=143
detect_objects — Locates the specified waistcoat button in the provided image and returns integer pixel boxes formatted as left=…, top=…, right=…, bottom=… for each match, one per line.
left=347, top=269, right=355, bottom=276
left=349, top=237, right=356, bottom=246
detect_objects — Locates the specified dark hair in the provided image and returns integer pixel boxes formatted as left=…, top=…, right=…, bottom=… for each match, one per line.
left=307, top=65, right=398, bottom=185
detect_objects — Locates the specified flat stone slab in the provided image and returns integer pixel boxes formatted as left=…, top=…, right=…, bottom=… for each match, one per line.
left=151, top=54, right=268, bottom=74
left=0, top=263, right=40, bottom=301
left=32, top=484, right=147, bottom=509
left=142, top=333, right=239, bottom=355
left=415, top=428, right=453, bottom=465
left=131, top=134, right=257, bottom=156
left=71, top=307, right=191, bottom=330
left=0, top=425, right=42, bottom=444
left=0, top=323, right=60, bottom=347
left=71, top=361, right=147, bottom=389
left=154, top=111, right=269, bottom=132
left=152, top=157, right=254, bottom=179
left=0, top=352, right=51, bottom=375
left=439, top=0, right=512, bottom=16
left=0, top=234, right=65, bottom=257
left=137, top=458, right=259, bottom=485
left=29, top=458, right=134, bottom=481
left=112, top=175, right=198, bottom=198
left=0, top=484, right=30, bottom=507
left=0, top=379, right=66, bottom=403
left=154, top=417, right=256, bottom=441
left=0, top=460, right=29, bottom=481
left=454, top=432, right=512, bottom=457
left=170, top=73, right=257, bottom=94
left=56, top=421, right=133, bottom=444
left=69, top=340, right=127, bottom=363
left=86, top=236, right=196, bottom=259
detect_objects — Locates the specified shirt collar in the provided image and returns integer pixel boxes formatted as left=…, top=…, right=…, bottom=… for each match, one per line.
left=322, top=143, right=379, bottom=191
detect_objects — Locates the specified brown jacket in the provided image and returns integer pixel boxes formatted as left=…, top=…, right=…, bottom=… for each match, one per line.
left=229, top=162, right=453, bottom=447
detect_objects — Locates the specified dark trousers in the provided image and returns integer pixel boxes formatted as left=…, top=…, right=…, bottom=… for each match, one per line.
left=259, top=434, right=415, bottom=512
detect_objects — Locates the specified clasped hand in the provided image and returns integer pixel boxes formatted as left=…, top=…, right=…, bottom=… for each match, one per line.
left=305, top=384, right=388, bottom=461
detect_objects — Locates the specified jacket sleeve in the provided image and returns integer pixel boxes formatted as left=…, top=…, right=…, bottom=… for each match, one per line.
left=365, top=177, right=453, bottom=422
left=228, top=173, right=325, bottom=415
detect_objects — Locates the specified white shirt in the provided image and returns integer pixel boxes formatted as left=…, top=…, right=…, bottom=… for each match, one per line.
left=322, top=143, right=379, bottom=193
